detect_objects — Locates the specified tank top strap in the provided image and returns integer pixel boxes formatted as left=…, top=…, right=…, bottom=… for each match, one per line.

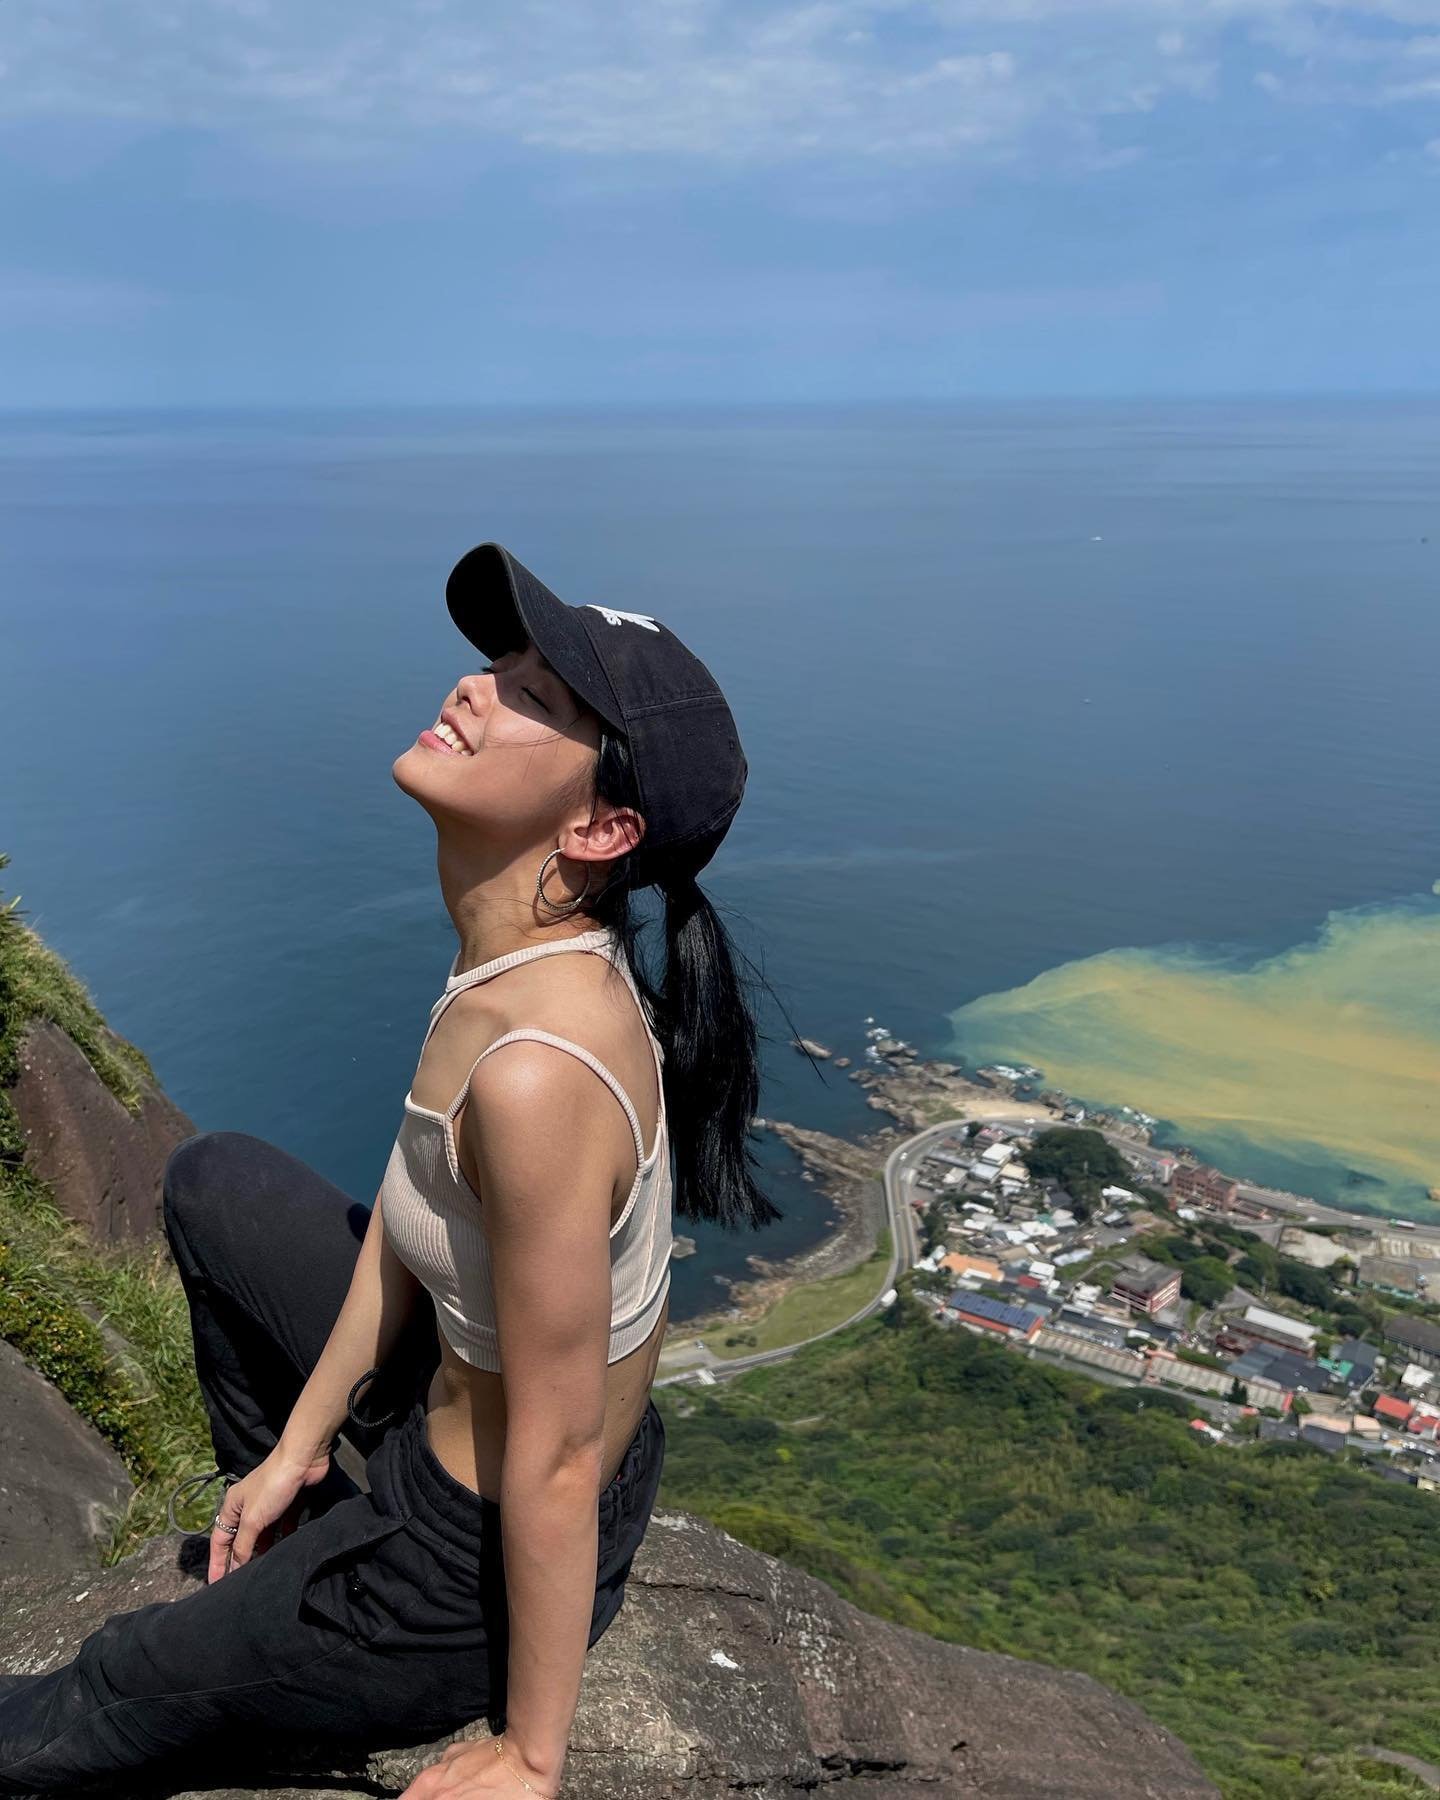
left=445, top=1028, right=652, bottom=1169
left=419, top=925, right=618, bottom=1051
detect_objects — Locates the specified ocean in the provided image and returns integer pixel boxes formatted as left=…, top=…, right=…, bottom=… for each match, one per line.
left=4, top=400, right=1439, bottom=1319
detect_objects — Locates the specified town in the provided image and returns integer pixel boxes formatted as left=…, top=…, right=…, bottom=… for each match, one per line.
left=905, top=1118, right=1440, bottom=1488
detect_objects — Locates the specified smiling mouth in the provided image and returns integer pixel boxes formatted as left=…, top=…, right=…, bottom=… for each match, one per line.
left=423, top=720, right=475, bottom=757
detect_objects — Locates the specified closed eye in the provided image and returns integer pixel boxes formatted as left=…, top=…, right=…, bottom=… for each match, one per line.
left=482, top=663, right=549, bottom=714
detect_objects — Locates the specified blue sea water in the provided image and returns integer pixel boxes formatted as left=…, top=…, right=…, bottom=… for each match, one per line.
left=3, top=401, right=1438, bottom=1312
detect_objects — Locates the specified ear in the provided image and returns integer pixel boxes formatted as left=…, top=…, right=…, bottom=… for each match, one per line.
left=563, top=802, right=645, bottom=864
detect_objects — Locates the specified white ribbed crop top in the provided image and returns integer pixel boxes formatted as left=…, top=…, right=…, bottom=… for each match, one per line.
left=379, top=924, right=672, bottom=1372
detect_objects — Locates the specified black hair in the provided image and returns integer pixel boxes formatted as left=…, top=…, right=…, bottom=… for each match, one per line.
left=580, top=725, right=787, bottom=1235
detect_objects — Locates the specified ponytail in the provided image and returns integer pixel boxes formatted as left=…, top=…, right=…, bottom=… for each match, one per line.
left=653, top=869, right=781, bottom=1232
left=584, top=727, right=785, bottom=1234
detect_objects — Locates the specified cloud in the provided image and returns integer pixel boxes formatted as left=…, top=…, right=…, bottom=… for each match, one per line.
left=0, top=0, right=1435, bottom=167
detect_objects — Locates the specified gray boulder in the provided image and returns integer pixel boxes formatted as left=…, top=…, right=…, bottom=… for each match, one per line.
left=6, top=1018, right=195, bottom=1245
left=1, top=1508, right=1217, bottom=1798
left=0, top=1341, right=132, bottom=1575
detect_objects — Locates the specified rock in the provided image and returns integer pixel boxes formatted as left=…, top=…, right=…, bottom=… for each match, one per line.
left=792, top=1037, right=833, bottom=1061
left=0, top=1340, right=133, bottom=1575
left=6, top=1019, right=196, bottom=1245
left=0, top=1511, right=1217, bottom=1798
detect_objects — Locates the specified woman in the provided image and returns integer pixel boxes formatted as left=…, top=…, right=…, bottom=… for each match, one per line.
left=0, top=542, right=780, bottom=1798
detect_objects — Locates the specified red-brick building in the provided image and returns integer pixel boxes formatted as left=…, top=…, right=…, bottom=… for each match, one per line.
left=1171, top=1163, right=1240, bottom=1211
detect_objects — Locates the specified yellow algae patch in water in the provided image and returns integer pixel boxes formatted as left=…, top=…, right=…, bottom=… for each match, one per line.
left=947, top=901, right=1440, bottom=1216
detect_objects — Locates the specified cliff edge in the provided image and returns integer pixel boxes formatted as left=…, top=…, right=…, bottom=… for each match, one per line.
left=1, top=1507, right=1215, bottom=1799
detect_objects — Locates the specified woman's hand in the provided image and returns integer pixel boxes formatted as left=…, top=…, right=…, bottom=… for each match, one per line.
left=399, top=1737, right=563, bottom=1798
left=208, top=1444, right=333, bottom=1583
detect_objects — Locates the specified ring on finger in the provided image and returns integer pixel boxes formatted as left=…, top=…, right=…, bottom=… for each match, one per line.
left=215, top=1520, right=240, bottom=1536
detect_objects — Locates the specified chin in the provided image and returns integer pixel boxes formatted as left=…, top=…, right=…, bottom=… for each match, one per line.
left=391, top=744, right=433, bottom=802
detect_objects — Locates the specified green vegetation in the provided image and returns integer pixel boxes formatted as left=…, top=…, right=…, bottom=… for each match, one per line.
left=1138, top=1217, right=1440, bottom=1363
left=656, top=1291, right=1440, bottom=1800
left=0, top=859, right=210, bottom=1556
left=669, top=1224, right=894, bottom=1363
left=1021, top=1126, right=1132, bottom=1218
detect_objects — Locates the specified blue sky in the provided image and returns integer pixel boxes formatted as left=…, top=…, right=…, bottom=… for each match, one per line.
left=2, top=1, right=1438, bottom=405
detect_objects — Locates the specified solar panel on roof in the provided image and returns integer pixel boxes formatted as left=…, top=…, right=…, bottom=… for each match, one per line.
left=950, top=1291, right=1040, bottom=1332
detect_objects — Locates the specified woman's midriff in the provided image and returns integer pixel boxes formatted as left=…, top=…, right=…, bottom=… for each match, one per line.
left=420, top=1290, right=670, bottom=1501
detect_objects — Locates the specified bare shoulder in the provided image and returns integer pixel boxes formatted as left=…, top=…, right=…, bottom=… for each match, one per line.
left=457, top=1032, right=630, bottom=1225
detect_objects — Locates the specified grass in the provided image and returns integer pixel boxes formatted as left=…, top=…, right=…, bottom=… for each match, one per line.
left=676, top=1225, right=894, bottom=1361
left=0, top=856, right=212, bottom=1559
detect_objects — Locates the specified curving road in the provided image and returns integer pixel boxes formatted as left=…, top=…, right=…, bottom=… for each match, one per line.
left=656, top=1115, right=960, bottom=1387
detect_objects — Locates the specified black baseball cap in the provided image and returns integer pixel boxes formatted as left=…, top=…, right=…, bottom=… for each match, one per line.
left=445, top=543, right=748, bottom=882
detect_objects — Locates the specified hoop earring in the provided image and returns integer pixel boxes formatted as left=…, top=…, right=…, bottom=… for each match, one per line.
left=536, top=848, right=595, bottom=918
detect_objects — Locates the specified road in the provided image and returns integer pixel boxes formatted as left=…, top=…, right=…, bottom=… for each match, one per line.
left=655, top=1114, right=944, bottom=1386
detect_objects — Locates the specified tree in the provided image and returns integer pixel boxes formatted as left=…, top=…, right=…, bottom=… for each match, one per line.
left=1179, top=1257, right=1232, bottom=1309
left=1021, top=1128, right=1132, bottom=1219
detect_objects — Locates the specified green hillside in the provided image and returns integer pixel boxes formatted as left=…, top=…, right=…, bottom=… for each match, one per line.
left=0, top=858, right=211, bottom=1550
left=654, top=1293, right=1440, bottom=1800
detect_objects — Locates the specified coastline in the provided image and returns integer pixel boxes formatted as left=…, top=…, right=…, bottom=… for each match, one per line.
left=663, top=1023, right=1440, bottom=1350
left=671, top=1118, right=894, bottom=1335
left=665, top=1049, right=1080, bottom=1339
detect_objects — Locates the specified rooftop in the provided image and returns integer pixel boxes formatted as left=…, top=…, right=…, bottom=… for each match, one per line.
left=1241, top=1305, right=1317, bottom=1346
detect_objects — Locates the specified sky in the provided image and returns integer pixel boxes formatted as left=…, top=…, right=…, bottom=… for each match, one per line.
left=2, top=1, right=1439, bottom=405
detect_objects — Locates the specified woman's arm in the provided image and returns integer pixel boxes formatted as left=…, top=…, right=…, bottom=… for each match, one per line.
left=214, top=1195, right=422, bottom=1577
left=456, top=1042, right=626, bottom=1795
left=279, top=1191, right=424, bottom=1464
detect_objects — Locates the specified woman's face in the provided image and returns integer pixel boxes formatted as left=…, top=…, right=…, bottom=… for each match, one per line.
left=392, top=638, right=605, bottom=845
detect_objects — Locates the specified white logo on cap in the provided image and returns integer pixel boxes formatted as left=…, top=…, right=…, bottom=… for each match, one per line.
left=585, top=605, right=660, bottom=632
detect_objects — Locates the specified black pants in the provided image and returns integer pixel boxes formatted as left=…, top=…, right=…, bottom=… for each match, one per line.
left=0, top=1131, right=666, bottom=1794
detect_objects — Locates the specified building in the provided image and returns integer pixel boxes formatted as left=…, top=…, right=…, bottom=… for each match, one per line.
left=1300, top=1417, right=1350, bottom=1455
left=1325, top=1338, right=1381, bottom=1389
left=1225, top=1304, right=1318, bottom=1359
left=1144, top=1352, right=1232, bottom=1398
left=1171, top=1163, right=1240, bottom=1210
left=1050, top=1309, right=1132, bottom=1352
left=945, top=1291, right=1045, bottom=1342
left=1373, top=1394, right=1414, bottom=1428
left=1385, top=1314, right=1440, bottom=1372
left=1111, top=1262, right=1183, bottom=1318
left=1034, top=1327, right=1141, bottom=1378
left=938, top=1252, right=1002, bottom=1284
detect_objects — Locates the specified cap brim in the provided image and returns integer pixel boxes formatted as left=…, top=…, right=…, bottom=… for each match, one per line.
left=445, top=544, right=626, bottom=732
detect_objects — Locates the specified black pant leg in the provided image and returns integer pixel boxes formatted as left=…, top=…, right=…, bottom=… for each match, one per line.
left=162, top=1131, right=438, bottom=1475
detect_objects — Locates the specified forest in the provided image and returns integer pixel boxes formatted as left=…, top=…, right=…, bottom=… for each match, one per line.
left=656, top=1294, right=1440, bottom=1800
